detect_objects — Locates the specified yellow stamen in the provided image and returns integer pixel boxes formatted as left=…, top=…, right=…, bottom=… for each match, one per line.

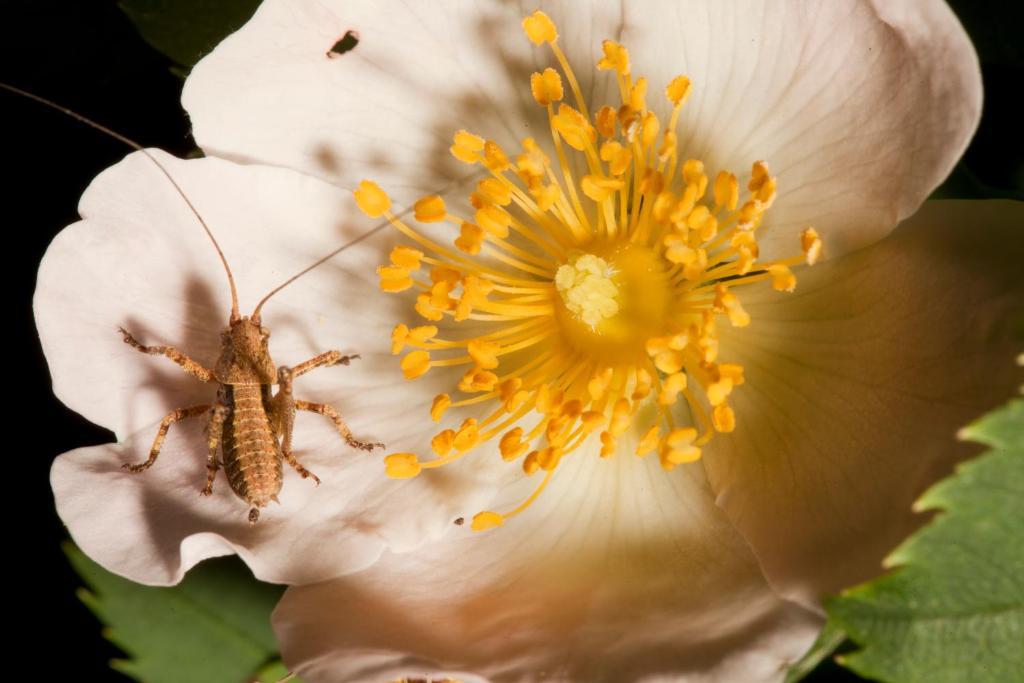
left=361, top=12, right=820, bottom=529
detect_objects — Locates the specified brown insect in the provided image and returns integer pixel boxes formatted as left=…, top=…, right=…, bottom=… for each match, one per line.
left=8, top=82, right=386, bottom=524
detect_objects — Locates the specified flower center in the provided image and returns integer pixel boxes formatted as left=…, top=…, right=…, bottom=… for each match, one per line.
left=555, top=253, right=619, bottom=327
left=353, top=10, right=822, bottom=532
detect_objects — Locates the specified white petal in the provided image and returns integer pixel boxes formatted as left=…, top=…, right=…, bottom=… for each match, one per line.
left=707, top=200, right=1024, bottom=607
left=185, top=0, right=979, bottom=260
left=274, top=436, right=822, bottom=682
left=37, top=150, right=496, bottom=584
left=622, top=0, right=981, bottom=258
left=184, top=0, right=621, bottom=207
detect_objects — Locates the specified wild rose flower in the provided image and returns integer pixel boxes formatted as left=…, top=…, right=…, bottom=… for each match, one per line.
left=40, top=0, right=1022, bottom=680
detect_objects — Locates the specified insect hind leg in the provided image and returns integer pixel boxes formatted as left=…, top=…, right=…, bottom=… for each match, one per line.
left=295, top=399, right=384, bottom=452
left=273, top=367, right=321, bottom=486
left=123, top=404, right=211, bottom=473
left=201, top=403, right=229, bottom=496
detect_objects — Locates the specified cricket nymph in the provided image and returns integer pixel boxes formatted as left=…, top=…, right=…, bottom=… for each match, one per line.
left=120, top=312, right=383, bottom=524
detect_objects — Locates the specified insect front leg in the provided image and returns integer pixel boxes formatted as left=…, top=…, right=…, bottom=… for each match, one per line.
left=295, top=399, right=384, bottom=452
left=118, top=327, right=216, bottom=382
left=201, top=402, right=229, bottom=496
left=273, top=366, right=320, bottom=485
left=123, top=404, right=211, bottom=472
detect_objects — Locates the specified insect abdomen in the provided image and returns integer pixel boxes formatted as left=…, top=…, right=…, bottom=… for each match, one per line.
left=222, top=383, right=283, bottom=514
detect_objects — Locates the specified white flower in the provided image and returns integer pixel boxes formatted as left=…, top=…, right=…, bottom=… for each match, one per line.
left=38, top=0, right=1023, bottom=680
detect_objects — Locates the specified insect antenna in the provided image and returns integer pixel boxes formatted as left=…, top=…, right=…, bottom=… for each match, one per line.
left=250, top=220, right=391, bottom=320
left=1, top=81, right=242, bottom=321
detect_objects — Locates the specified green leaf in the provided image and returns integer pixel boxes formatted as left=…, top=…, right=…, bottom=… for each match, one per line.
left=118, top=0, right=261, bottom=69
left=784, top=620, right=848, bottom=683
left=66, top=543, right=286, bottom=683
left=826, top=398, right=1024, bottom=683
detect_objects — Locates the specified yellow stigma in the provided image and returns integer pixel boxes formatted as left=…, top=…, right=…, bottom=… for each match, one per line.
left=554, top=254, right=619, bottom=327
left=355, top=9, right=821, bottom=531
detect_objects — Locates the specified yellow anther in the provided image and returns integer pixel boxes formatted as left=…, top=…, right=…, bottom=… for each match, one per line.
left=581, top=175, right=625, bottom=202
left=353, top=180, right=391, bottom=217
left=471, top=510, right=505, bottom=532
left=500, top=428, right=529, bottom=461
left=587, top=367, right=614, bottom=400
left=618, top=106, right=641, bottom=141
left=628, top=77, right=648, bottom=112
left=714, top=172, right=739, bottom=211
left=476, top=204, right=511, bottom=238
left=392, top=324, right=437, bottom=355
left=431, top=429, right=455, bottom=456
left=384, top=453, right=421, bottom=479
left=674, top=183, right=700, bottom=221
left=687, top=205, right=718, bottom=241
left=453, top=418, right=481, bottom=452
left=483, top=140, right=510, bottom=171
left=389, top=245, right=424, bottom=270
left=641, top=112, right=660, bottom=148
left=801, top=228, right=822, bottom=265
left=659, top=372, right=687, bottom=405
left=713, top=404, right=736, bottom=432
left=522, top=450, right=541, bottom=474
left=431, top=266, right=461, bottom=284
left=736, top=200, right=763, bottom=230
left=769, top=264, right=797, bottom=292
left=706, top=377, right=733, bottom=406
left=522, top=11, right=557, bottom=45
left=749, top=161, right=771, bottom=192
left=666, top=75, right=692, bottom=105
left=640, top=169, right=665, bottom=197
left=600, top=431, right=617, bottom=458
left=536, top=446, right=563, bottom=471
left=654, top=350, right=684, bottom=375
left=400, top=350, right=431, bottom=379
left=552, top=104, right=596, bottom=151
left=581, top=410, right=607, bottom=432
left=534, top=384, right=564, bottom=413
left=718, top=363, right=745, bottom=385
left=600, top=140, right=632, bottom=176
left=652, top=193, right=676, bottom=223
left=391, top=324, right=410, bottom=355
left=458, top=367, right=498, bottom=393
left=377, top=265, right=413, bottom=293
left=430, top=394, right=451, bottom=422
left=499, top=376, right=523, bottom=400
left=555, top=253, right=620, bottom=327
left=636, top=425, right=660, bottom=456
left=477, top=178, right=512, bottom=206
left=455, top=222, right=485, bottom=255
left=413, top=195, right=447, bottom=223
left=467, top=338, right=501, bottom=369
left=682, top=159, right=707, bottom=193
left=414, top=293, right=444, bottom=321
left=532, top=183, right=560, bottom=211
left=658, top=130, right=678, bottom=163
left=632, top=367, right=653, bottom=401
left=663, top=233, right=696, bottom=265
left=715, top=286, right=750, bottom=327
left=737, top=246, right=756, bottom=275
left=597, top=40, right=630, bottom=75
left=661, top=428, right=701, bottom=467
left=645, top=336, right=670, bottom=356
left=595, top=105, right=617, bottom=137
left=609, top=398, right=632, bottom=435
left=531, top=67, right=564, bottom=106
left=451, top=129, right=485, bottom=164
left=428, top=280, right=455, bottom=309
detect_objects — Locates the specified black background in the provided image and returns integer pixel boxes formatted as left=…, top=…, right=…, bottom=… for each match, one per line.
left=3, top=0, right=1020, bottom=680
